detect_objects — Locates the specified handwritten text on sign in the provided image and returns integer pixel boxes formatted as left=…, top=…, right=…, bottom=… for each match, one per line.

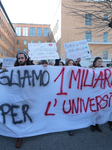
left=0, top=65, right=112, bottom=138
left=2, top=57, right=16, bottom=68
left=28, top=43, right=59, bottom=60
left=63, top=40, right=91, bottom=60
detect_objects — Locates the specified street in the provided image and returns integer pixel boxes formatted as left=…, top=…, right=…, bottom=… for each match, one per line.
left=0, top=122, right=111, bottom=150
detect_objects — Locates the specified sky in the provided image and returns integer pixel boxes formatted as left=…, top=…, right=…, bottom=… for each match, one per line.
left=1, top=0, right=60, bottom=24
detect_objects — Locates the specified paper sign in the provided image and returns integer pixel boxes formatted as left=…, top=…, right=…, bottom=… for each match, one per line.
left=0, top=58, right=3, bottom=63
left=63, top=40, right=91, bottom=60
left=28, top=43, right=59, bottom=60
left=2, top=57, right=16, bottom=68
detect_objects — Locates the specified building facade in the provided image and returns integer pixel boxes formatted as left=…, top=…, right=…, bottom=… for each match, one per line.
left=0, top=1, right=51, bottom=61
left=50, top=0, right=112, bottom=66
left=0, top=1, right=16, bottom=58
left=13, top=23, right=51, bottom=54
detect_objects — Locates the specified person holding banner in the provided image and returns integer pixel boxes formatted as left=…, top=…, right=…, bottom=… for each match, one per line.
left=66, top=59, right=74, bottom=136
left=90, top=57, right=103, bottom=132
left=14, top=51, right=32, bottom=148
left=14, top=51, right=48, bottom=147
left=14, top=51, right=31, bottom=66
left=107, top=59, right=112, bottom=130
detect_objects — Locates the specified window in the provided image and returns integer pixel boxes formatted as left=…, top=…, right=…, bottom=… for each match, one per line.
left=85, top=32, right=92, bottom=42
left=37, top=28, right=42, bottom=37
left=16, top=27, right=21, bottom=36
left=24, top=48, right=27, bottom=52
left=38, top=41, right=41, bottom=43
left=44, top=28, right=49, bottom=37
left=90, top=50, right=92, bottom=56
left=103, top=51, right=108, bottom=59
left=23, top=27, right=28, bottom=36
left=24, top=40, right=27, bottom=45
left=103, top=32, right=108, bottom=42
left=31, top=40, right=34, bottom=43
left=85, top=14, right=92, bottom=25
left=17, top=40, right=20, bottom=44
left=30, top=27, right=35, bottom=36
left=17, top=48, right=19, bottom=52
left=103, top=15, right=108, bottom=20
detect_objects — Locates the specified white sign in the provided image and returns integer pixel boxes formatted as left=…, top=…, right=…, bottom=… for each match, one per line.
left=0, top=66, right=112, bottom=138
left=63, top=40, right=91, bottom=60
left=0, top=58, right=3, bottom=63
left=28, top=43, right=59, bottom=60
left=2, top=57, right=16, bottom=68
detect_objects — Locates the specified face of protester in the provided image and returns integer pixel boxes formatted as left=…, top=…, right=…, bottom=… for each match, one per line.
left=43, top=62, right=47, bottom=64
left=18, top=54, right=27, bottom=66
left=59, top=62, right=63, bottom=66
left=95, top=59, right=102, bottom=68
left=68, top=60, right=74, bottom=66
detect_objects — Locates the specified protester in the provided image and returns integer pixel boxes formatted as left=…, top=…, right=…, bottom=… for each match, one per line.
left=48, top=61, right=54, bottom=65
left=73, top=61, right=77, bottom=66
left=66, top=59, right=74, bottom=136
left=37, top=61, right=41, bottom=65
left=65, top=58, right=69, bottom=64
left=54, top=59, right=61, bottom=66
left=76, top=58, right=81, bottom=67
left=107, top=64, right=110, bottom=67
left=15, top=52, right=49, bottom=147
left=14, top=51, right=32, bottom=148
left=65, top=58, right=81, bottom=66
left=59, top=61, right=64, bottom=66
left=14, top=51, right=31, bottom=66
left=51, top=62, right=54, bottom=66
left=30, top=60, right=35, bottom=65
left=109, top=58, right=112, bottom=67
left=107, top=58, right=112, bottom=129
left=66, top=59, right=74, bottom=66
left=0, top=62, right=2, bottom=69
left=40, top=60, right=48, bottom=65
left=90, top=56, right=103, bottom=132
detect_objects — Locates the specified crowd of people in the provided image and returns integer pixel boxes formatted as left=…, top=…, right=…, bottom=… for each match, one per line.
left=0, top=51, right=112, bottom=148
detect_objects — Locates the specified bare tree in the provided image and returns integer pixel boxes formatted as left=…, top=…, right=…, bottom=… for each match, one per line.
left=62, top=0, right=112, bottom=35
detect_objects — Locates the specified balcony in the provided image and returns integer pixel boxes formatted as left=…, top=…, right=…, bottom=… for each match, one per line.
left=88, top=39, right=112, bottom=45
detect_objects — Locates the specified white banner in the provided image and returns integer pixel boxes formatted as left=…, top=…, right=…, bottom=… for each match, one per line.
left=28, top=43, right=59, bottom=60
left=0, top=66, right=112, bottom=138
left=63, top=40, right=91, bottom=60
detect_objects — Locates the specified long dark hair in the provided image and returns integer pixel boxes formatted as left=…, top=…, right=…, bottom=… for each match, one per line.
left=14, top=51, right=31, bottom=66
left=66, top=59, right=74, bottom=66
left=59, top=61, right=65, bottom=66
left=93, top=57, right=102, bottom=67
